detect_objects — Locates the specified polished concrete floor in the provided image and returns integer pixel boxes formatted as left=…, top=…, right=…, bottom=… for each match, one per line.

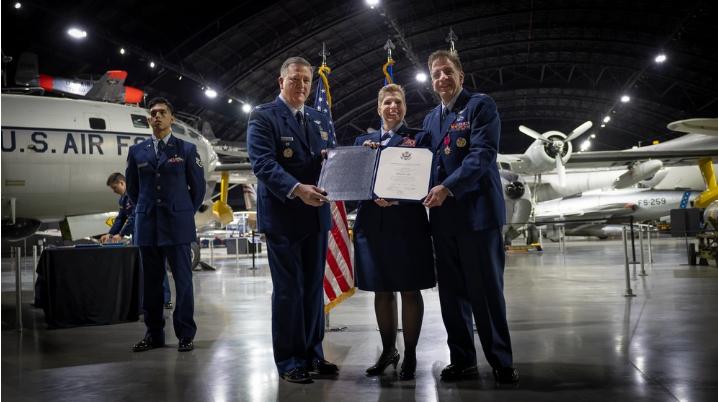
left=2, top=236, right=717, bottom=401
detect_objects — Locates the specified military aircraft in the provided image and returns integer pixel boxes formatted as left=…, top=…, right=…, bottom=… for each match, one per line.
left=13, top=53, right=144, bottom=103
left=0, top=92, right=242, bottom=266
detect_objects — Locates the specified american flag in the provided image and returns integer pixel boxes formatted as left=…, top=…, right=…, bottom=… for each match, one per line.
left=314, top=71, right=355, bottom=313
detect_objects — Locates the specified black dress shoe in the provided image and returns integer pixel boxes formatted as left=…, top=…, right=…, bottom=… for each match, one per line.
left=399, top=362, right=416, bottom=380
left=366, top=350, right=400, bottom=375
left=493, top=366, right=519, bottom=383
left=178, top=337, right=194, bottom=351
left=310, top=359, right=338, bottom=374
left=164, top=302, right=173, bottom=309
left=281, top=367, right=313, bottom=383
left=132, top=337, right=164, bottom=352
left=440, top=364, right=479, bottom=380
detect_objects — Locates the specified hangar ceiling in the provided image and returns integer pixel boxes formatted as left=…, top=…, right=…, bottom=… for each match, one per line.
left=3, top=0, right=717, bottom=153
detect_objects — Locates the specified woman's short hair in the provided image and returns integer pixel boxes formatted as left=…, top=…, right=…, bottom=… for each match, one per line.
left=377, top=84, right=406, bottom=108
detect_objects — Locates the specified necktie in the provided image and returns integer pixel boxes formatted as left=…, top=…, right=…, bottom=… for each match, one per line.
left=380, top=132, right=391, bottom=142
left=156, top=140, right=165, bottom=160
left=440, top=106, right=447, bottom=126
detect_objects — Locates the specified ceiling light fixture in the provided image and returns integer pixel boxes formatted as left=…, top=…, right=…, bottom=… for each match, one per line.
left=603, top=116, right=611, bottom=123
left=655, top=54, right=667, bottom=63
left=621, top=95, right=630, bottom=102
left=67, top=28, right=87, bottom=38
left=416, top=73, right=427, bottom=82
left=205, top=88, right=217, bottom=98
left=242, top=104, right=252, bottom=113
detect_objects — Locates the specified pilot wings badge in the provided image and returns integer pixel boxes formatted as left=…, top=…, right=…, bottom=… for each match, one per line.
left=400, top=151, right=412, bottom=160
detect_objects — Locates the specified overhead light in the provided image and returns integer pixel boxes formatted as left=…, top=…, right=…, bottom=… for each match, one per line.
left=150, top=61, right=155, bottom=68
left=242, top=104, right=252, bottom=113
left=621, top=95, right=630, bottom=102
left=205, top=88, right=217, bottom=98
left=603, top=116, right=611, bottom=123
left=590, top=133, right=596, bottom=138
left=416, top=73, right=427, bottom=82
left=15, top=3, right=21, bottom=9
left=67, top=28, right=87, bottom=38
left=120, top=48, right=125, bottom=55
left=228, top=99, right=233, bottom=104
left=601, top=124, right=606, bottom=128
left=655, top=54, right=667, bottom=63
left=366, top=0, right=380, bottom=8
left=581, top=140, right=591, bottom=151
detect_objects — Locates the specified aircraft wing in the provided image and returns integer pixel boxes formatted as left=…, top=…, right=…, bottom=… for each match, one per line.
left=536, top=203, right=637, bottom=222
left=566, top=134, right=718, bottom=169
left=85, top=71, right=127, bottom=101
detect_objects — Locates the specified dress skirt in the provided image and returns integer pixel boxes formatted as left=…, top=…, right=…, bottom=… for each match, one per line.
left=354, top=231, right=435, bottom=292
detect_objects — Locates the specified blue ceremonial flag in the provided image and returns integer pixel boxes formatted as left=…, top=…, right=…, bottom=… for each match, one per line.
left=314, top=76, right=335, bottom=143
left=384, top=63, right=393, bottom=86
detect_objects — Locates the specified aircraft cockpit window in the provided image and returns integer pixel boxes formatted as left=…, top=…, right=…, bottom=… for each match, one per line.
left=500, top=163, right=512, bottom=171
left=186, top=128, right=200, bottom=140
left=171, top=123, right=186, bottom=135
left=89, top=118, right=106, bottom=130
left=131, top=114, right=149, bottom=129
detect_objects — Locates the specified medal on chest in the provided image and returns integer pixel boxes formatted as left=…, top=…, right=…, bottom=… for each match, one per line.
left=444, top=136, right=451, bottom=155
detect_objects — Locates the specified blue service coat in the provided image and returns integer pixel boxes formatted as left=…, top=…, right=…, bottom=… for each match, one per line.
left=247, top=97, right=336, bottom=234
left=108, top=193, right=136, bottom=237
left=352, top=124, right=432, bottom=235
left=423, top=88, right=506, bottom=235
left=125, top=134, right=206, bottom=246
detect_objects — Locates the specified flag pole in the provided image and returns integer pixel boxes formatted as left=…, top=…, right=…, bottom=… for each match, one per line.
left=446, top=26, right=459, bottom=55
left=382, top=39, right=395, bottom=85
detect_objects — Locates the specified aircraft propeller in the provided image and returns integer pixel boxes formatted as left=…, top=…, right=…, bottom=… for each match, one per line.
left=518, top=121, right=593, bottom=186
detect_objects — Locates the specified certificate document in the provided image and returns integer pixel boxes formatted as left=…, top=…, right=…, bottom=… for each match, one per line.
left=373, top=147, right=433, bottom=201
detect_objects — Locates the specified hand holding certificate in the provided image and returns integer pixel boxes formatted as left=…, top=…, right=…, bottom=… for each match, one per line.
left=317, top=146, right=434, bottom=202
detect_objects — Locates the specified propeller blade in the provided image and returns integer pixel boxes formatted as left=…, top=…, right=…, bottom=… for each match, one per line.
left=564, top=121, right=593, bottom=143
left=519, top=125, right=552, bottom=143
left=556, top=155, right=566, bottom=187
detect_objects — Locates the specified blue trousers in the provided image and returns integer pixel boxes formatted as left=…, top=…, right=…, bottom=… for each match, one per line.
left=434, top=227, right=513, bottom=369
left=139, top=244, right=196, bottom=341
left=265, top=232, right=328, bottom=373
left=163, top=270, right=171, bottom=303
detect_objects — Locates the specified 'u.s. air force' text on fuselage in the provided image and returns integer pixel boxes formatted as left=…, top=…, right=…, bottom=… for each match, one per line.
left=1, top=128, right=149, bottom=156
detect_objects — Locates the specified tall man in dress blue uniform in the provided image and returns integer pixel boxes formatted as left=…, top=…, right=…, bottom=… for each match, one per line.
left=422, top=50, right=518, bottom=383
left=125, top=97, right=206, bottom=352
left=102, top=172, right=173, bottom=310
left=247, top=57, right=339, bottom=383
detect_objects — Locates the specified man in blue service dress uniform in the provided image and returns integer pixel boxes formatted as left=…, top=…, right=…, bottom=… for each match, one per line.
left=422, top=50, right=518, bottom=383
left=247, top=56, right=339, bottom=383
left=102, top=172, right=173, bottom=309
left=125, top=97, right=206, bottom=352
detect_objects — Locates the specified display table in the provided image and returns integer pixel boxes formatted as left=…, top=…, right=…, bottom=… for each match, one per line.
left=36, top=246, right=142, bottom=329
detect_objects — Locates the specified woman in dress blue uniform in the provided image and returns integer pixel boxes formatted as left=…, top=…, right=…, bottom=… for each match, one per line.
left=353, top=84, right=435, bottom=380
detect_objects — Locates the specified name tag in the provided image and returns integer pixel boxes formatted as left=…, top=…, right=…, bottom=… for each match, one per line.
left=280, top=137, right=294, bottom=141
left=451, top=122, right=471, bottom=131
left=138, top=163, right=148, bottom=168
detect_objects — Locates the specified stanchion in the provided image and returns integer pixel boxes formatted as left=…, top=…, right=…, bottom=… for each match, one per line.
left=32, top=246, right=38, bottom=298
left=209, top=241, right=214, bottom=266
left=538, top=227, right=543, bottom=248
left=325, top=312, right=348, bottom=332
left=646, top=225, right=653, bottom=263
left=15, top=247, right=23, bottom=330
left=638, top=226, right=647, bottom=276
left=235, top=238, right=240, bottom=269
left=629, top=216, right=638, bottom=264
left=622, top=227, right=636, bottom=298
left=249, top=231, right=258, bottom=270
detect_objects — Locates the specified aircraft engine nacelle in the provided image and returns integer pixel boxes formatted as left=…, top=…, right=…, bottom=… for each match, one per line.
left=500, top=171, right=533, bottom=241
left=2, top=218, right=42, bottom=241
left=523, top=131, right=572, bottom=174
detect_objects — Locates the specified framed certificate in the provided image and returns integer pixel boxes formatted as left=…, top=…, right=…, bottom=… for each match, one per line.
left=317, top=146, right=435, bottom=202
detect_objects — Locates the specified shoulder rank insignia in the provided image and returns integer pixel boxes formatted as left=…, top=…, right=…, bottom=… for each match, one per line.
left=314, top=120, right=321, bottom=125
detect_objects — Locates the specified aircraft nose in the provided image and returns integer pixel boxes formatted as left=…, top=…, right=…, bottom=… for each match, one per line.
left=505, top=181, right=526, bottom=199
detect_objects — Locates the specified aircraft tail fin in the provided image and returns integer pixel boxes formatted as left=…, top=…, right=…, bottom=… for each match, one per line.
left=15, top=52, right=38, bottom=85
left=85, top=70, right=127, bottom=101
left=199, top=120, right=218, bottom=143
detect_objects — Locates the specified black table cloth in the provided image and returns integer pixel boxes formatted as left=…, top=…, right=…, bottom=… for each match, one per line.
left=36, top=246, right=142, bottom=329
